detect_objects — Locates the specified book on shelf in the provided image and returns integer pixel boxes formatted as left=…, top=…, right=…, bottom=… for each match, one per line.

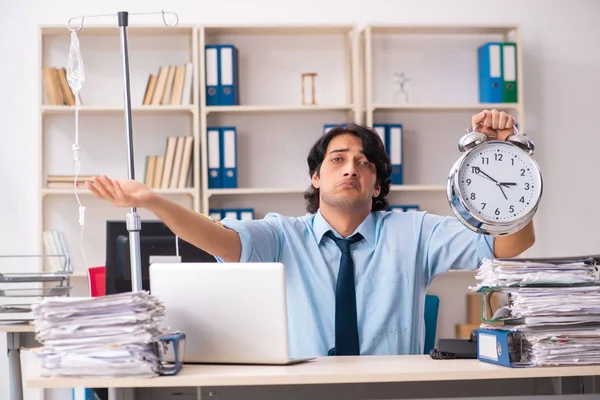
left=142, top=62, right=193, bottom=106
left=144, top=135, right=194, bottom=189
left=42, top=66, right=76, bottom=106
left=45, top=175, right=94, bottom=189
left=42, top=229, right=70, bottom=272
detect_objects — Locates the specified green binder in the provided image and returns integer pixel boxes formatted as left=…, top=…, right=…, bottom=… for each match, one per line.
left=502, top=42, right=518, bottom=103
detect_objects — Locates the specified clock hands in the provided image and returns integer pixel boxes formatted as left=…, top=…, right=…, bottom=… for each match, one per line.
left=473, top=168, right=516, bottom=189
left=498, top=184, right=508, bottom=200
left=473, top=167, right=498, bottom=184
left=472, top=167, right=512, bottom=200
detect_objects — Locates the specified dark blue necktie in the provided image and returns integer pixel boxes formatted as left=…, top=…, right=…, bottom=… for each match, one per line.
left=326, top=231, right=363, bottom=356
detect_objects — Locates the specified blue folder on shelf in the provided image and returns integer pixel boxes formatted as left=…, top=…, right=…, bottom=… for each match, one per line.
left=221, top=209, right=239, bottom=220
left=323, top=123, right=349, bottom=135
left=220, top=126, right=238, bottom=188
left=205, top=45, right=221, bottom=106
left=387, top=124, right=403, bottom=185
left=206, top=127, right=222, bottom=189
left=219, top=45, right=239, bottom=106
left=373, top=124, right=387, bottom=149
left=237, top=208, right=254, bottom=220
left=208, top=209, right=223, bottom=221
left=477, top=42, right=503, bottom=103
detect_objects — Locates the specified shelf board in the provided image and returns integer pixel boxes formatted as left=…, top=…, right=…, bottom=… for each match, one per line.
left=203, top=24, right=355, bottom=35
left=205, top=104, right=354, bottom=114
left=41, top=105, right=196, bottom=115
left=371, top=103, right=520, bottom=112
left=208, top=185, right=445, bottom=197
left=207, top=187, right=307, bottom=196
left=42, top=188, right=195, bottom=196
left=41, top=24, right=195, bottom=37
left=368, top=24, right=519, bottom=35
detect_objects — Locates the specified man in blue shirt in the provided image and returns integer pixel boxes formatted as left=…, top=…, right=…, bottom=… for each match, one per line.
left=88, top=109, right=535, bottom=357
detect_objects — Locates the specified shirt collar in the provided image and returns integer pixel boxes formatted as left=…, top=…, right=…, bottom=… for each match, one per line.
left=313, top=209, right=376, bottom=249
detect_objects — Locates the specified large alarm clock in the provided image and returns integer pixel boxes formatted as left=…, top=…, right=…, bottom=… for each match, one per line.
left=446, top=124, right=543, bottom=236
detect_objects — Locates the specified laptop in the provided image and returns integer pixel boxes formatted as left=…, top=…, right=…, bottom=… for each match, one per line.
left=149, top=262, right=314, bottom=365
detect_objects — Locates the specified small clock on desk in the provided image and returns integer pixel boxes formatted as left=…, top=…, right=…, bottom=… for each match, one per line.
left=446, top=124, right=543, bottom=236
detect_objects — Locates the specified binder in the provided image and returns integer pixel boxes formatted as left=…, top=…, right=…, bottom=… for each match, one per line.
left=477, top=329, right=525, bottom=368
left=323, top=124, right=341, bottom=135
left=219, top=45, right=240, bottom=106
left=208, top=209, right=223, bottom=221
left=237, top=208, right=254, bottom=220
left=387, top=124, right=403, bottom=185
left=207, top=127, right=222, bottom=189
left=404, top=204, right=420, bottom=212
left=205, top=45, right=220, bottom=106
left=389, top=204, right=419, bottom=213
left=502, top=42, right=518, bottom=103
left=222, top=209, right=239, bottom=220
left=477, top=42, right=503, bottom=103
left=220, top=126, right=238, bottom=188
left=373, top=124, right=387, bottom=150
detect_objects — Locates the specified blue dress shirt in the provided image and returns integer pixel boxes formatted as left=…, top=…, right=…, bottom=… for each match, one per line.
left=218, top=210, right=495, bottom=358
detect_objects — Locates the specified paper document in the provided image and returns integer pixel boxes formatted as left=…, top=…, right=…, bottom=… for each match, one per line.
left=475, top=255, right=600, bottom=366
left=472, top=256, right=600, bottom=290
left=32, top=291, right=167, bottom=378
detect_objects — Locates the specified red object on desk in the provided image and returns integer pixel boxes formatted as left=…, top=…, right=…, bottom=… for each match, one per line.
left=88, top=266, right=106, bottom=297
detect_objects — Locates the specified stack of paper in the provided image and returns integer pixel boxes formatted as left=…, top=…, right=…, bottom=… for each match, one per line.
left=472, top=256, right=600, bottom=291
left=32, top=291, right=167, bottom=378
left=476, top=255, right=600, bottom=366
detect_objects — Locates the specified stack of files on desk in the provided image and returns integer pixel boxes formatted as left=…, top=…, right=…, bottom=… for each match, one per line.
left=474, top=255, right=600, bottom=367
left=31, top=291, right=167, bottom=378
left=472, top=255, right=600, bottom=291
left=480, top=320, right=600, bottom=367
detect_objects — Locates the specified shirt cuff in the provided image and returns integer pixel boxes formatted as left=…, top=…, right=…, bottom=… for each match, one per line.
left=477, top=235, right=496, bottom=264
left=214, top=218, right=253, bottom=263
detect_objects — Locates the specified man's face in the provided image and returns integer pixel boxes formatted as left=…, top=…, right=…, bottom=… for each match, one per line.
left=312, top=133, right=380, bottom=212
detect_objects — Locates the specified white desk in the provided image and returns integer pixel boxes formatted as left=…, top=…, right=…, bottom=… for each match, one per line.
left=1, top=323, right=36, bottom=400
left=27, top=355, right=600, bottom=399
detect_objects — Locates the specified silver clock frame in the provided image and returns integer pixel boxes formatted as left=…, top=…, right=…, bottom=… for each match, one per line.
left=446, top=135, right=543, bottom=236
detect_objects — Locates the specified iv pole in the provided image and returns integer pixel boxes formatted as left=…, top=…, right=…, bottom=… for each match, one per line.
left=68, top=10, right=179, bottom=292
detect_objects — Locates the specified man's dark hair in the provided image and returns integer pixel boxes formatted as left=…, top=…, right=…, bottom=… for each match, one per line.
left=303, top=123, right=392, bottom=214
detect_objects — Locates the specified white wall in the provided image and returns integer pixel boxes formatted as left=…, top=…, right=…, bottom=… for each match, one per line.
left=1, top=0, right=600, bottom=399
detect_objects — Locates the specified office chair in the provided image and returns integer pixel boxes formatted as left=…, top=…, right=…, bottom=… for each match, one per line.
left=424, top=294, right=440, bottom=354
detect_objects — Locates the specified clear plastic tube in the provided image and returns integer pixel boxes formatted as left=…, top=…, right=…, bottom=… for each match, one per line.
left=66, top=30, right=88, bottom=270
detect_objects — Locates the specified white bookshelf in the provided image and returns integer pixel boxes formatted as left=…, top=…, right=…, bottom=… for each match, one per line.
left=41, top=105, right=196, bottom=115
left=39, top=24, right=200, bottom=276
left=198, top=24, right=361, bottom=215
left=363, top=23, right=524, bottom=216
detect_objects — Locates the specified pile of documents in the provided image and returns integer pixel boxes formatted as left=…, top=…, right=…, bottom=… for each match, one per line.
left=472, top=256, right=599, bottom=291
left=32, top=291, right=167, bottom=378
left=475, top=255, right=600, bottom=366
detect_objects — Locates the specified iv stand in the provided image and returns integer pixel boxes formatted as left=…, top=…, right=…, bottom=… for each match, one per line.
left=68, top=10, right=179, bottom=292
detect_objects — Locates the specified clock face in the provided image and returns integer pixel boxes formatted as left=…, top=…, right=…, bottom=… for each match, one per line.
left=457, top=141, right=542, bottom=224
